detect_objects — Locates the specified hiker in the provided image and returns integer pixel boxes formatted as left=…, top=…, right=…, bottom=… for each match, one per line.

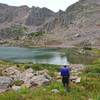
left=60, top=65, right=70, bottom=91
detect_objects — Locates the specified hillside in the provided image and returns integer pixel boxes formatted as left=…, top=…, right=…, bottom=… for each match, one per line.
left=0, top=0, right=100, bottom=47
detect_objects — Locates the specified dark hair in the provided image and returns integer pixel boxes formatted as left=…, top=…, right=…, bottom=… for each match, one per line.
left=64, top=65, right=67, bottom=68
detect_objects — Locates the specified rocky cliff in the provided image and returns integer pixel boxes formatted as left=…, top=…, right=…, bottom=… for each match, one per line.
left=0, top=0, right=100, bottom=47
left=79, top=0, right=100, bottom=4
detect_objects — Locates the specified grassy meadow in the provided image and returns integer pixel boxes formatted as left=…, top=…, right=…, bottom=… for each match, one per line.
left=0, top=48, right=99, bottom=100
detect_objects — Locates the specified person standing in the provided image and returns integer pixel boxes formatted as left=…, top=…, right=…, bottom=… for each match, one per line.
left=60, top=65, right=70, bottom=91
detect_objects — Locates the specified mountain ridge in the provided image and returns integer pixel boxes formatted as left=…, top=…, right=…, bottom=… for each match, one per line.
left=0, top=1, right=100, bottom=48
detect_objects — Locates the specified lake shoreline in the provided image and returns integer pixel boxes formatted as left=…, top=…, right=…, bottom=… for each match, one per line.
left=0, top=45, right=75, bottom=49
left=0, top=46, right=99, bottom=65
left=0, top=47, right=69, bottom=65
left=0, top=43, right=100, bottom=49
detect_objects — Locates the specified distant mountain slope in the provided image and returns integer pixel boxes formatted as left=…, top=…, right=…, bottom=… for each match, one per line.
left=0, top=1, right=100, bottom=47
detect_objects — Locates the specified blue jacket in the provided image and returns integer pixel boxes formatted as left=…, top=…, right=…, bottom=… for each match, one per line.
left=60, top=67, right=70, bottom=77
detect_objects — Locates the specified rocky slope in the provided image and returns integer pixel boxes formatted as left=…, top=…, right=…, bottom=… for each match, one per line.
left=0, top=0, right=100, bottom=47
left=0, top=64, right=84, bottom=93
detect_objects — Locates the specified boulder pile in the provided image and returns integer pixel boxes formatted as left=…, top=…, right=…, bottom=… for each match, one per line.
left=0, top=64, right=85, bottom=93
left=0, top=67, right=52, bottom=93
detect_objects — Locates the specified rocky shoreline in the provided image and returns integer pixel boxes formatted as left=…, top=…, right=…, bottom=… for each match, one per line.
left=0, top=64, right=84, bottom=93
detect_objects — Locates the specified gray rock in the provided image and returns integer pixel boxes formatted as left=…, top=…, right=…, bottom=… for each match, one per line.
left=74, top=33, right=80, bottom=38
left=31, top=75, right=50, bottom=86
left=0, top=89, right=8, bottom=93
left=2, top=66, right=20, bottom=75
left=1, top=67, right=52, bottom=88
left=25, top=7, right=54, bottom=26
left=30, top=81, right=38, bottom=87
left=51, top=89, right=59, bottom=93
left=75, top=77, right=81, bottom=83
left=70, top=76, right=81, bottom=83
left=38, top=69, right=49, bottom=75
left=24, top=68, right=34, bottom=73
left=80, top=0, right=100, bottom=4
left=0, top=76, right=13, bottom=93
left=70, top=64, right=84, bottom=73
left=2, top=67, right=21, bottom=80
left=21, top=68, right=34, bottom=84
left=0, top=2, right=100, bottom=47
left=70, top=76, right=78, bottom=81
left=12, top=85, right=21, bottom=91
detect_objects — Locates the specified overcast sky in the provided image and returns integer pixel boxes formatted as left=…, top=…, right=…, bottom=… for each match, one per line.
left=0, top=0, right=78, bottom=12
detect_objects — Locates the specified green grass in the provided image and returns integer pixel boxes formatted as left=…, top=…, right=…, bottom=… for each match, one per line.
left=0, top=49, right=100, bottom=100
left=60, top=48, right=97, bottom=64
left=0, top=62, right=100, bottom=100
left=13, top=80, right=24, bottom=86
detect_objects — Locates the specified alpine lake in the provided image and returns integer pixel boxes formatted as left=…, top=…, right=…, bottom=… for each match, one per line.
left=0, top=47, right=97, bottom=65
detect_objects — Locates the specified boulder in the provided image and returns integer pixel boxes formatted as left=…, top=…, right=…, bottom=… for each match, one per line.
left=70, top=76, right=81, bottom=83
left=21, top=68, right=34, bottom=84
left=0, top=67, right=4, bottom=76
left=38, top=69, right=49, bottom=75
left=1, top=67, right=52, bottom=88
left=3, top=67, right=34, bottom=84
left=70, top=64, right=84, bottom=73
left=21, top=72, right=34, bottom=84
left=0, top=76, right=13, bottom=93
left=30, top=82, right=38, bottom=87
left=51, top=89, right=59, bottom=93
left=54, top=72, right=61, bottom=80
left=2, top=67, right=21, bottom=80
left=23, top=68, right=34, bottom=73
left=31, top=75, right=50, bottom=86
left=0, top=89, right=8, bottom=93
left=75, top=77, right=81, bottom=83
left=44, top=73, right=52, bottom=80
left=74, top=33, right=80, bottom=38
left=2, top=66, right=20, bottom=75
left=12, top=85, right=21, bottom=91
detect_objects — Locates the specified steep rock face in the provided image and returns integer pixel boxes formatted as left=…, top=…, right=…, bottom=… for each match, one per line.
left=79, top=0, right=100, bottom=4
left=25, top=7, right=54, bottom=26
left=0, top=4, right=17, bottom=23
left=37, top=10, right=69, bottom=32
left=0, top=3, right=55, bottom=33
left=0, top=3, right=30, bottom=24
left=40, top=0, right=100, bottom=33
left=0, top=1, right=100, bottom=47
left=39, top=0, right=100, bottom=46
left=63, top=1, right=100, bottom=45
left=0, top=1, right=100, bottom=33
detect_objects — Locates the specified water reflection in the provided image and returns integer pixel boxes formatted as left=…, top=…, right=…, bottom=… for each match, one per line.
left=0, top=47, right=68, bottom=65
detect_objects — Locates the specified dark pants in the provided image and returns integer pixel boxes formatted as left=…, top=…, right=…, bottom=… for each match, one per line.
left=62, top=76, right=69, bottom=89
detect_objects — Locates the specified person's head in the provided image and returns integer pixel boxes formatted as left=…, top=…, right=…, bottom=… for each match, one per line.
left=63, top=65, right=67, bottom=68
left=63, top=64, right=70, bottom=68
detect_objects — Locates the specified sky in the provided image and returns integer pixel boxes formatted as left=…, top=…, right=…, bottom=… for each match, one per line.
left=0, top=0, right=78, bottom=12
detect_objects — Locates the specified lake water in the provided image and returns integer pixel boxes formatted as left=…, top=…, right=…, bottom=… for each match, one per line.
left=0, top=47, right=69, bottom=65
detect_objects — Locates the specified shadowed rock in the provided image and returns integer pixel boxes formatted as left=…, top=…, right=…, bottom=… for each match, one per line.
left=0, top=76, right=13, bottom=93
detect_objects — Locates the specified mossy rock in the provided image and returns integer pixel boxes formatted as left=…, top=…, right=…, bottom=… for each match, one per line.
left=14, top=80, right=24, bottom=86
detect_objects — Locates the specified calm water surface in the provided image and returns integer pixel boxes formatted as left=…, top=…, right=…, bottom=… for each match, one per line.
left=0, top=47, right=68, bottom=65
